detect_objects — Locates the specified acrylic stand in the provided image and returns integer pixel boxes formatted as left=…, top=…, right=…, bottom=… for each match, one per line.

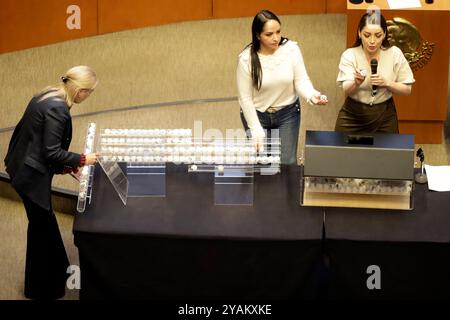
left=214, top=165, right=254, bottom=205
left=126, top=163, right=166, bottom=197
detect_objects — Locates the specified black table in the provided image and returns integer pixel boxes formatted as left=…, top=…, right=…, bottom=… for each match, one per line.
left=324, top=181, right=450, bottom=299
left=74, top=164, right=450, bottom=300
left=73, top=164, right=324, bottom=300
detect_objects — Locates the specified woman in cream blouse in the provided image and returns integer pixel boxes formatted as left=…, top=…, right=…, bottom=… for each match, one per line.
left=335, top=11, right=415, bottom=133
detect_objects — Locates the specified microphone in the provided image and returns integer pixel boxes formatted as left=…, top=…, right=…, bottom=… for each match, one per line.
left=370, top=59, right=378, bottom=96
left=415, top=148, right=428, bottom=184
left=416, top=148, right=425, bottom=163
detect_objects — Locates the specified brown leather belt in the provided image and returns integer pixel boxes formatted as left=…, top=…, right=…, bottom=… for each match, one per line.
left=264, top=98, right=299, bottom=114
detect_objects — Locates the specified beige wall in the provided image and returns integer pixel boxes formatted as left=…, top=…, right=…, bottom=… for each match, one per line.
left=0, top=13, right=348, bottom=191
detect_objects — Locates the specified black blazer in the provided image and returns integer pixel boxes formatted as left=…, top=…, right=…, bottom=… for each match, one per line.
left=4, top=94, right=81, bottom=210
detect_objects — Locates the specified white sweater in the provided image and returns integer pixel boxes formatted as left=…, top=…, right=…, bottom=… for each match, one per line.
left=236, top=40, right=319, bottom=137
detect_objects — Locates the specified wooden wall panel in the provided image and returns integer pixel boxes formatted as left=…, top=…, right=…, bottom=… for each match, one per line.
left=347, top=0, right=450, bottom=11
left=326, top=0, right=347, bottom=13
left=212, top=0, right=326, bottom=18
left=394, top=11, right=450, bottom=120
left=398, top=121, right=443, bottom=144
left=0, top=0, right=98, bottom=54
left=0, top=0, right=334, bottom=54
left=98, top=0, right=212, bottom=34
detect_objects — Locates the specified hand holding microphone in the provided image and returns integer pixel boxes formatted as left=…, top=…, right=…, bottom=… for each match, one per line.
left=370, top=59, right=378, bottom=96
left=369, top=59, right=391, bottom=94
left=370, top=59, right=389, bottom=92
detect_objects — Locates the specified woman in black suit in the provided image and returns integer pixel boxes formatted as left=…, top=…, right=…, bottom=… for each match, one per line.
left=4, top=65, right=99, bottom=299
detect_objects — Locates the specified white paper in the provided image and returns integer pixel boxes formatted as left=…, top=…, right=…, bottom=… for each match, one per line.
left=424, top=165, right=450, bottom=192
left=387, top=0, right=421, bottom=9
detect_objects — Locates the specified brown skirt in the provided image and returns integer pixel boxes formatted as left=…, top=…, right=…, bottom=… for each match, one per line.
left=334, top=97, right=399, bottom=134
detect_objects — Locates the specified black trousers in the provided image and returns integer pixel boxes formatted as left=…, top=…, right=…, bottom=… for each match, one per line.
left=334, top=97, right=399, bottom=134
left=19, top=193, right=69, bottom=299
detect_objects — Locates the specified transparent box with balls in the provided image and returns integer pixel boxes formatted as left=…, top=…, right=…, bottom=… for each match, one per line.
left=301, top=130, right=415, bottom=210
left=76, top=123, right=282, bottom=212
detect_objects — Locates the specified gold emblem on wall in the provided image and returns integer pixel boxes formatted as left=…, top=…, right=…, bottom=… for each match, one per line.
left=387, top=17, right=434, bottom=72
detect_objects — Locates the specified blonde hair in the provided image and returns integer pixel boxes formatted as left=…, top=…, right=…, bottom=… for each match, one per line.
left=37, top=65, right=98, bottom=107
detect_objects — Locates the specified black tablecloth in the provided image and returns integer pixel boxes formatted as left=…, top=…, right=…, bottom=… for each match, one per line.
left=325, top=182, right=450, bottom=243
left=73, top=164, right=450, bottom=299
left=324, top=181, right=450, bottom=299
left=75, top=164, right=322, bottom=240
left=73, top=164, right=324, bottom=299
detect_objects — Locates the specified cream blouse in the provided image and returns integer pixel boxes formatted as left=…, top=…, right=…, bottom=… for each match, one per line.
left=237, top=40, right=319, bottom=137
left=337, top=45, right=415, bottom=104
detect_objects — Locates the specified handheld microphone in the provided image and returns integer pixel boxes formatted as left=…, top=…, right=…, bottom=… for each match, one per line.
left=370, top=59, right=378, bottom=96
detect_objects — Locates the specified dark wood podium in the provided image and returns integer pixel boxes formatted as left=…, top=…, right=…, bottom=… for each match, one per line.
left=347, top=0, right=450, bottom=143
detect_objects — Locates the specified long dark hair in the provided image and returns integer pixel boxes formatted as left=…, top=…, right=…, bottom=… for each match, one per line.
left=247, top=10, right=287, bottom=90
left=352, top=11, right=391, bottom=49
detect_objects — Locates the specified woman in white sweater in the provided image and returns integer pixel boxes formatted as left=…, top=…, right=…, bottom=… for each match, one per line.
left=237, top=10, right=327, bottom=165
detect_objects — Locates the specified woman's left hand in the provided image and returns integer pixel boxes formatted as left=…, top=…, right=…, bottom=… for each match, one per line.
left=370, top=74, right=390, bottom=88
left=85, top=152, right=99, bottom=166
left=310, top=94, right=328, bottom=105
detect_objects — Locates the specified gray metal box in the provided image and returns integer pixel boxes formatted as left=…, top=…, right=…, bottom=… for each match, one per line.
left=304, top=131, right=414, bottom=180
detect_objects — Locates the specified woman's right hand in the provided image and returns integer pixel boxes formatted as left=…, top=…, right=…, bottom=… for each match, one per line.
left=253, top=135, right=265, bottom=153
left=85, top=153, right=99, bottom=166
left=354, top=69, right=366, bottom=86
left=251, top=128, right=265, bottom=153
